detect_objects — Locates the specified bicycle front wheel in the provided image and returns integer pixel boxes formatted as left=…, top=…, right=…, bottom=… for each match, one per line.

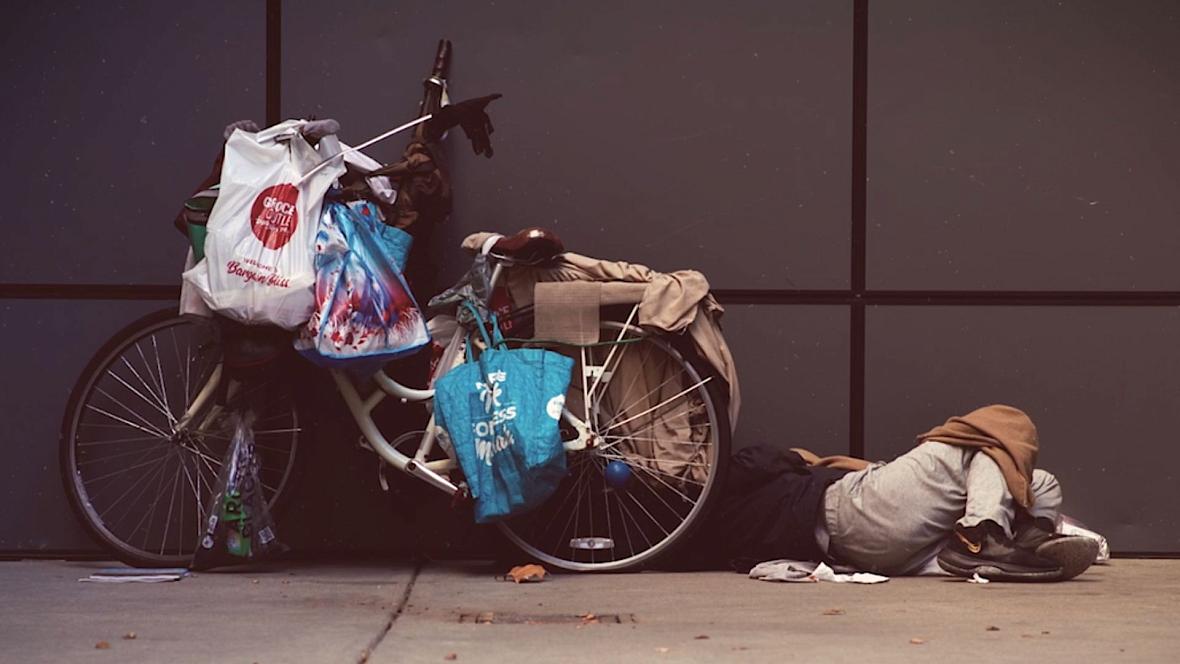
left=59, top=310, right=302, bottom=567
left=496, top=320, right=731, bottom=571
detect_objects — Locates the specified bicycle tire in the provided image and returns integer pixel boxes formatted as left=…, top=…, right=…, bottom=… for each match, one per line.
left=59, top=309, right=303, bottom=567
left=496, top=319, right=731, bottom=572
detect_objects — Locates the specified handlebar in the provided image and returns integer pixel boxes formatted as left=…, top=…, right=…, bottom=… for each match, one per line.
left=430, top=39, right=452, bottom=80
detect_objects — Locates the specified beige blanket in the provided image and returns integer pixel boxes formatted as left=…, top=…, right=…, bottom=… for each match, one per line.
left=462, top=233, right=740, bottom=429
left=463, top=233, right=741, bottom=487
left=916, top=404, right=1039, bottom=509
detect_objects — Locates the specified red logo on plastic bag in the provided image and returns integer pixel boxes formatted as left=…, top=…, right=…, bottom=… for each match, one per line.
left=250, top=184, right=300, bottom=250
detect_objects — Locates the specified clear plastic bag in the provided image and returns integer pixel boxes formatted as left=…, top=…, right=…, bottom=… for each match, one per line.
left=191, top=412, right=288, bottom=570
left=1059, top=514, right=1111, bottom=564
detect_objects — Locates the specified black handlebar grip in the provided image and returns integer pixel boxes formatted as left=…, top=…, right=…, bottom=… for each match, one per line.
left=431, top=39, right=452, bottom=80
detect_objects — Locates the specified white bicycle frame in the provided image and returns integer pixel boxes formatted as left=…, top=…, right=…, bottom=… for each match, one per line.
left=175, top=258, right=615, bottom=498
left=330, top=259, right=615, bottom=496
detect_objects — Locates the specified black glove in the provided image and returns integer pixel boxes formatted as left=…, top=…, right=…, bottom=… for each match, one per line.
left=424, top=93, right=503, bottom=158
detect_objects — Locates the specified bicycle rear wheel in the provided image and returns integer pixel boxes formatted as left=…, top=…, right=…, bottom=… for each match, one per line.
left=496, top=319, right=730, bottom=571
left=59, top=310, right=302, bottom=567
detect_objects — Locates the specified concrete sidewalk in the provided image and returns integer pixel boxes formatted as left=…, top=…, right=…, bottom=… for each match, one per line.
left=1, top=559, right=1177, bottom=663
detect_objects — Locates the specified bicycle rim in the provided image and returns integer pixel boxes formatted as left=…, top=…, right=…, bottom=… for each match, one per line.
left=497, top=321, right=729, bottom=571
left=61, top=313, right=301, bottom=567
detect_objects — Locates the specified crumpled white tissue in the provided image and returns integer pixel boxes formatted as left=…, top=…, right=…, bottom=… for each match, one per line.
left=749, top=560, right=889, bottom=584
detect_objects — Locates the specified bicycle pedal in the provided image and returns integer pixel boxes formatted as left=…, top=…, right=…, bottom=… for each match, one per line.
left=450, top=483, right=472, bottom=509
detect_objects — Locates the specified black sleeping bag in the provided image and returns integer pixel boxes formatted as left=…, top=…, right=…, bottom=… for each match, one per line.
left=673, top=445, right=850, bottom=571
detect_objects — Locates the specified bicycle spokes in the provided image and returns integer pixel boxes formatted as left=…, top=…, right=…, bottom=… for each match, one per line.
left=63, top=314, right=301, bottom=566
left=498, top=321, right=726, bottom=571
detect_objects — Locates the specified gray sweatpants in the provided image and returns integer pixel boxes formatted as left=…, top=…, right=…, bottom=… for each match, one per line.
left=822, top=442, right=1062, bottom=575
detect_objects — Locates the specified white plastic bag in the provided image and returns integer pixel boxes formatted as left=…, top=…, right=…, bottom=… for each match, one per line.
left=179, top=247, right=213, bottom=318
left=183, top=120, right=346, bottom=329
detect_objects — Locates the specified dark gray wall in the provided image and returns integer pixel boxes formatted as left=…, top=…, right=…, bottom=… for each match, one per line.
left=726, top=305, right=849, bottom=455
left=3, top=1, right=1178, bottom=556
left=0, top=3, right=266, bottom=284
left=0, top=300, right=163, bottom=550
left=861, top=0, right=1180, bottom=554
left=867, top=0, right=1180, bottom=290
left=281, top=0, right=852, bottom=291
left=0, top=3, right=266, bottom=553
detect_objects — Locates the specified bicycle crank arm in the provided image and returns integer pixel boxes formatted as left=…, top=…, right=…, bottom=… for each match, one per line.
left=561, top=410, right=593, bottom=451
left=403, top=458, right=461, bottom=495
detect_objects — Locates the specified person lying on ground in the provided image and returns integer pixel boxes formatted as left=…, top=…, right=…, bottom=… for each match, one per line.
left=691, top=405, right=1100, bottom=582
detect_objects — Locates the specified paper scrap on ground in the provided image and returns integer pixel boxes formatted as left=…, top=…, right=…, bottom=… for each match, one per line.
left=79, top=567, right=190, bottom=583
left=749, top=560, right=889, bottom=584
left=967, top=573, right=990, bottom=584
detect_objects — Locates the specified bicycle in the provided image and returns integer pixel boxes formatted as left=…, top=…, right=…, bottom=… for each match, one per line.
left=60, top=228, right=732, bottom=572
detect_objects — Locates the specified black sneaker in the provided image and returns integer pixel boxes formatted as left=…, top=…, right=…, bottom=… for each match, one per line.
left=1012, top=517, right=1099, bottom=581
left=937, top=521, right=1062, bottom=581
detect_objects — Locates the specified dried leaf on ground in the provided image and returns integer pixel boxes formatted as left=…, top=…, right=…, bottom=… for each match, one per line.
left=95, top=641, right=111, bottom=650
left=986, top=626, right=1001, bottom=631
left=910, top=638, right=926, bottom=645
left=694, top=634, right=710, bottom=640
left=503, top=564, right=548, bottom=583
left=822, top=608, right=846, bottom=616
left=122, top=632, right=137, bottom=640
left=444, top=654, right=458, bottom=661
left=580, top=613, right=599, bottom=625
